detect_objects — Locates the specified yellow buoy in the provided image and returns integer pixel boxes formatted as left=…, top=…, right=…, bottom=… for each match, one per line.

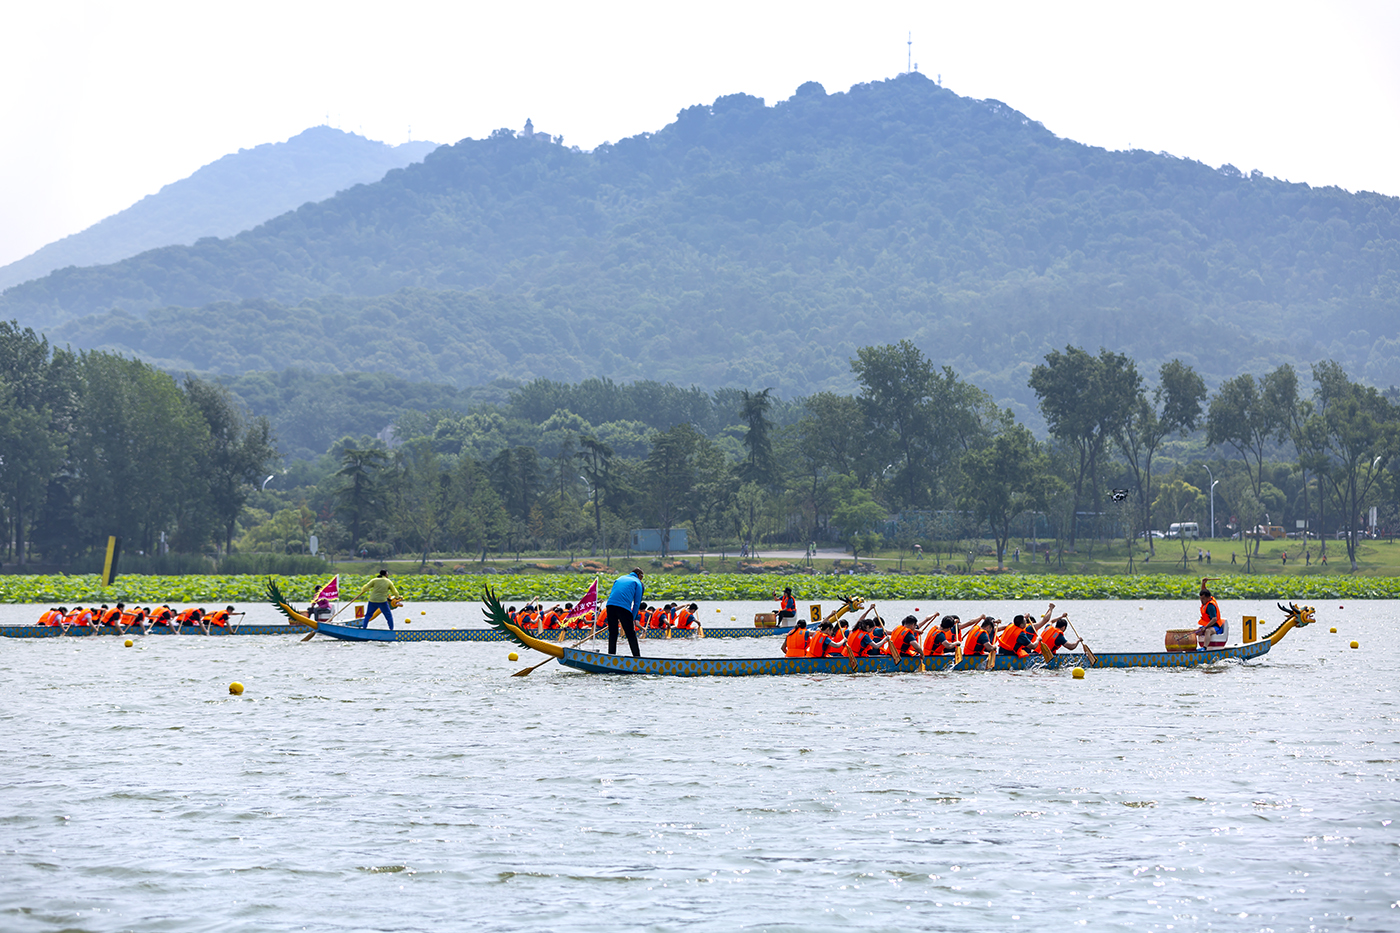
left=123, top=639, right=133, bottom=647
left=421, top=611, right=426, bottom=615
left=229, top=682, right=244, bottom=695
left=1350, top=641, right=1359, bottom=649
left=1071, top=667, right=1085, bottom=679
left=730, top=617, right=736, bottom=621
left=508, top=652, right=519, bottom=662
left=1330, top=627, right=1337, bottom=633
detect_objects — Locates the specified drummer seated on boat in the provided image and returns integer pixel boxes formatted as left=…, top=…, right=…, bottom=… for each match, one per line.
left=1195, top=584, right=1223, bottom=650
left=775, top=587, right=797, bottom=625
left=783, top=620, right=810, bottom=657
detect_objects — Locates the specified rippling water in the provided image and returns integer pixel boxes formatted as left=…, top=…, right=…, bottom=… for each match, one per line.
left=1, top=598, right=1396, bottom=932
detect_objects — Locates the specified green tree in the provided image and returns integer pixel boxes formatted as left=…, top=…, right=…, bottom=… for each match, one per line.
left=959, top=424, right=1054, bottom=569
left=577, top=434, right=615, bottom=556
left=643, top=424, right=701, bottom=558
left=1312, top=362, right=1397, bottom=571
left=334, top=447, right=389, bottom=548
left=182, top=376, right=277, bottom=555
left=1206, top=372, right=1287, bottom=553
left=830, top=475, right=887, bottom=564
left=1029, top=346, right=1141, bottom=545
left=737, top=388, right=779, bottom=488
left=1115, top=359, right=1207, bottom=551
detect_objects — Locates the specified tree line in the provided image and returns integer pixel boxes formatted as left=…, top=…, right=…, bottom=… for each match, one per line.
left=5, top=313, right=1398, bottom=573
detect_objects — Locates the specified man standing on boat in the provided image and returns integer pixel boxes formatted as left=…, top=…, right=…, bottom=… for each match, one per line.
left=356, top=569, right=401, bottom=630
left=605, top=568, right=645, bottom=657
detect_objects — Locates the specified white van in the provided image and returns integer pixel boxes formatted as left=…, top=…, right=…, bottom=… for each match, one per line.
left=1167, top=522, right=1200, bottom=539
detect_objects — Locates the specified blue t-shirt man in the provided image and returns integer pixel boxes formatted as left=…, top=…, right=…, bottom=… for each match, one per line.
left=604, top=569, right=646, bottom=657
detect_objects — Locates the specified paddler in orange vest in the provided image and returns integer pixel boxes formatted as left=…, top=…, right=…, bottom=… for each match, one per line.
left=962, top=617, right=995, bottom=657
left=65, top=606, right=93, bottom=627
left=208, top=606, right=236, bottom=627
left=1037, top=615, right=1079, bottom=654
left=673, top=603, right=698, bottom=629
left=805, top=621, right=844, bottom=657
left=996, top=614, right=1038, bottom=658
left=1195, top=578, right=1223, bottom=650
left=922, top=615, right=960, bottom=656
left=886, top=615, right=923, bottom=657
left=38, top=607, right=64, bottom=626
left=783, top=620, right=810, bottom=657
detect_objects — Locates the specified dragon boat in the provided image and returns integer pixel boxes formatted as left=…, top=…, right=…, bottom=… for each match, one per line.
left=264, top=579, right=860, bottom=643
left=486, top=590, right=1317, bottom=676
left=0, top=621, right=304, bottom=638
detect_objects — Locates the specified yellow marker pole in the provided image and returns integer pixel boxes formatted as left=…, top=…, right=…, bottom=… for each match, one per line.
left=101, top=536, right=122, bottom=586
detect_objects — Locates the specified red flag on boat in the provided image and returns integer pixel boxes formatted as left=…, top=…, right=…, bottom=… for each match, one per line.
left=561, top=578, right=598, bottom=622
left=314, top=575, right=339, bottom=603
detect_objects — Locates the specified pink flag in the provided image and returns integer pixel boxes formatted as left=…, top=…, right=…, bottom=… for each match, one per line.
left=561, top=578, right=598, bottom=622
left=314, top=575, right=339, bottom=603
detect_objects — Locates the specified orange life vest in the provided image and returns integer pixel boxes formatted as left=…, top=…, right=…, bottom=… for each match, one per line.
left=924, top=628, right=952, bottom=656
left=963, top=629, right=988, bottom=656
left=208, top=610, right=231, bottom=627
left=543, top=611, right=561, bottom=630
left=806, top=632, right=833, bottom=658
left=778, top=594, right=796, bottom=613
left=651, top=608, right=668, bottom=629
left=100, top=608, right=122, bottom=626
left=998, top=623, right=1030, bottom=657
left=1199, top=596, right=1222, bottom=631
left=846, top=630, right=873, bottom=658
left=674, top=609, right=693, bottom=629
left=887, top=625, right=918, bottom=657
left=784, top=629, right=809, bottom=657
left=121, top=611, right=141, bottom=627
left=38, top=610, right=62, bottom=626
left=1040, top=628, right=1065, bottom=654
left=67, top=610, right=92, bottom=626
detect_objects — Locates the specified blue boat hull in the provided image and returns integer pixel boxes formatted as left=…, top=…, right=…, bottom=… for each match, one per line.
left=308, top=622, right=785, bottom=643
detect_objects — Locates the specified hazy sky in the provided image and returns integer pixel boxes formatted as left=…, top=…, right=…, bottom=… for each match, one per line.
left=3, top=0, right=1398, bottom=268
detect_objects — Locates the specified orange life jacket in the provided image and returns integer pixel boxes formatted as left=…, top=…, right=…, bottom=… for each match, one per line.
left=807, top=632, right=834, bottom=658
left=846, top=630, right=873, bottom=658
left=1199, top=596, right=1222, bottom=630
left=38, top=610, right=62, bottom=626
left=674, top=609, right=693, bottom=629
left=887, top=625, right=918, bottom=657
left=121, top=611, right=141, bottom=627
left=67, top=610, right=92, bottom=626
left=100, top=608, right=122, bottom=626
left=778, top=594, right=795, bottom=613
left=208, top=610, right=231, bottom=627
left=963, top=629, right=988, bottom=656
left=175, top=609, right=198, bottom=625
left=520, top=611, right=539, bottom=630
left=650, top=608, right=667, bottom=629
left=784, top=629, right=809, bottom=657
left=924, top=628, right=952, bottom=656
left=1040, top=628, right=1065, bottom=654
left=543, top=611, right=561, bottom=630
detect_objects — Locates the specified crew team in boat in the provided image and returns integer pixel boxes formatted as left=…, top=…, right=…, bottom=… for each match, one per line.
left=37, top=603, right=241, bottom=632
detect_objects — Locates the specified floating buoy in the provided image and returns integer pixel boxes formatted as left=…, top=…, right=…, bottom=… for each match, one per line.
left=1330, top=627, right=1337, bottom=633
left=1350, top=641, right=1359, bottom=649
left=421, top=611, right=426, bottom=615
left=229, top=682, right=244, bottom=695
left=1072, top=667, right=1085, bottom=679
left=123, top=639, right=133, bottom=647
left=1339, top=605, right=1344, bottom=609
left=508, top=652, right=519, bottom=661
left=730, top=617, right=736, bottom=621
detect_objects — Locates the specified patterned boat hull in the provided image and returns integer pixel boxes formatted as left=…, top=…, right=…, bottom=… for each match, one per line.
left=551, top=638, right=1277, bottom=675
left=0, top=623, right=307, bottom=638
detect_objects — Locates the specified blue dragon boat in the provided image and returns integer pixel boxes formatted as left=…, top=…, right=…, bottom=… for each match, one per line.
left=486, top=588, right=1317, bottom=676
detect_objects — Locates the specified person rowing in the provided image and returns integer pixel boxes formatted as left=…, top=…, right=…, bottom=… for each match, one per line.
left=886, top=615, right=923, bottom=657
left=783, top=620, right=810, bottom=657
left=805, top=621, right=845, bottom=657
left=921, top=614, right=960, bottom=656
left=996, top=614, right=1039, bottom=658
left=961, top=616, right=995, bottom=657
left=1036, top=613, right=1080, bottom=655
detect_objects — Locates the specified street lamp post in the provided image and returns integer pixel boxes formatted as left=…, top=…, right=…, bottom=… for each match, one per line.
left=1203, top=465, right=1217, bottom=539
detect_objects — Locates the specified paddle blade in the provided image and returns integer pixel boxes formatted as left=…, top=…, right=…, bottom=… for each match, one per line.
left=300, top=630, right=317, bottom=642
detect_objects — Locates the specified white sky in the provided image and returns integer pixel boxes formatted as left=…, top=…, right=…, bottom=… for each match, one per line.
left=2, top=0, right=1398, bottom=268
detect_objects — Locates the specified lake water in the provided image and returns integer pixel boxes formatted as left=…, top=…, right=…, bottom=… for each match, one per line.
left=1, top=597, right=1396, bottom=932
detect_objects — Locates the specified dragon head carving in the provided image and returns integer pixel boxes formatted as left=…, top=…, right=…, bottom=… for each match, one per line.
left=1277, top=602, right=1316, bottom=628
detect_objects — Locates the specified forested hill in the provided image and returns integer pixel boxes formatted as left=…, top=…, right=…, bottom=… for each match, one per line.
left=5, top=73, right=1400, bottom=413
left=0, top=127, right=439, bottom=290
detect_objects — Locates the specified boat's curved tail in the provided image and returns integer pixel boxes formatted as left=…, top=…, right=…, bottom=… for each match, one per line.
left=266, top=578, right=317, bottom=628
left=483, top=586, right=564, bottom=658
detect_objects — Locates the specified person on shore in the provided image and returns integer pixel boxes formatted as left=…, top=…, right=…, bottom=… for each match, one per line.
left=605, top=568, right=645, bottom=657
left=1195, top=578, right=1222, bottom=650
left=356, top=569, right=401, bottom=630
left=783, top=620, right=810, bottom=657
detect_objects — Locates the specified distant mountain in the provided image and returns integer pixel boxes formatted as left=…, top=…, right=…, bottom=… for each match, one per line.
left=0, top=127, right=438, bottom=291
left=5, top=74, right=1400, bottom=420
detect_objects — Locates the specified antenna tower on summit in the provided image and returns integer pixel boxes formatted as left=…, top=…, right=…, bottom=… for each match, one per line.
left=907, top=32, right=912, bottom=74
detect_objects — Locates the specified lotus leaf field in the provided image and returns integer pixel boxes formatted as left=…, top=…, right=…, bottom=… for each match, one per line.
left=4, top=573, right=1400, bottom=606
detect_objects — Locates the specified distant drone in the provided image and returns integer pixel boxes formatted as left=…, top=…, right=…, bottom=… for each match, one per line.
left=1110, top=488, right=1130, bottom=502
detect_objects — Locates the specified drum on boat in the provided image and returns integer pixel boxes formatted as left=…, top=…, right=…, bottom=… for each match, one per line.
left=1165, top=628, right=1198, bottom=651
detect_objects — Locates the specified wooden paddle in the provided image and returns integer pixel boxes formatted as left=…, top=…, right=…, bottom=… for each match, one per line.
left=512, top=619, right=613, bottom=676
left=301, top=599, right=356, bottom=642
left=1066, top=617, right=1097, bottom=667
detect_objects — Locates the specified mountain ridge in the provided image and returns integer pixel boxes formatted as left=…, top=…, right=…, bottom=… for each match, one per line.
left=0, top=127, right=439, bottom=291
left=5, top=73, right=1399, bottom=420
